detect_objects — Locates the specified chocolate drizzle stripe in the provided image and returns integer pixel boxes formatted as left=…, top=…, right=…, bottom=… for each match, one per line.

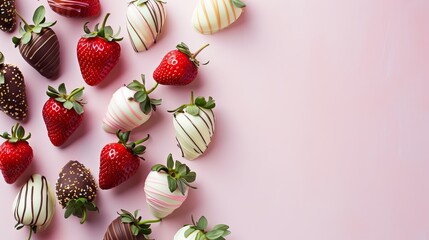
left=174, top=113, right=203, bottom=154
left=30, top=184, right=35, bottom=225
left=184, top=114, right=208, bottom=147
left=200, top=0, right=213, bottom=34
left=42, top=176, right=49, bottom=225
left=198, top=107, right=215, bottom=132
left=197, top=107, right=213, bottom=135
left=30, top=33, right=56, bottom=59
left=14, top=180, right=24, bottom=223
left=34, top=176, right=45, bottom=225
left=128, top=6, right=149, bottom=50
left=143, top=1, right=158, bottom=40
left=221, top=0, right=231, bottom=25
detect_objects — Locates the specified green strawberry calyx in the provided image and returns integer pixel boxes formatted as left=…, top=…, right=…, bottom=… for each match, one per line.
left=151, top=153, right=197, bottom=195
left=183, top=216, right=231, bottom=240
left=176, top=42, right=210, bottom=67
left=0, top=52, right=5, bottom=84
left=64, top=197, right=99, bottom=224
left=82, top=13, right=123, bottom=42
left=231, top=0, right=246, bottom=8
left=46, top=83, right=85, bottom=115
left=168, top=91, right=215, bottom=116
left=12, top=6, right=57, bottom=47
left=116, top=130, right=150, bottom=157
left=127, top=74, right=162, bottom=115
left=1, top=123, right=31, bottom=143
left=118, top=209, right=161, bottom=238
left=130, top=0, right=166, bottom=6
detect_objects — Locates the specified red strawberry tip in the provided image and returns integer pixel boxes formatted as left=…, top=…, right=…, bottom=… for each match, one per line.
left=1, top=123, right=31, bottom=143
left=116, top=130, right=150, bottom=156
left=46, top=83, right=85, bottom=115
left=82, top=13, right=123, bottom=42
left=176, top=42, right=210, bottom=67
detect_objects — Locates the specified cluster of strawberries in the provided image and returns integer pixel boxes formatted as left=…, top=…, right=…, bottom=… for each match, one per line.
left=0, top=0, right=245, bottom=239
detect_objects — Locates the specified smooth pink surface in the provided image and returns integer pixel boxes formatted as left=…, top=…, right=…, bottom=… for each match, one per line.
left=1, top=0, right=429, bottom=239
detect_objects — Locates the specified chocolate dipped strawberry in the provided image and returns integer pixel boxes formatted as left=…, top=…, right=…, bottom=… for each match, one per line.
left=0, top=123, right=33, bottom=184
left=99, top=131, right=150, bottom=190
left=127, top=0, right=166, bottom=52
left=102, top=74, right=161, bottom=133
left=144, top=154, right=196, bottom=219
left=13, top=174, right=56, bottom=240
left=0, top=0, right=16, bottom=32
left=174, top=216, right=231, bottom=240
left=169, top=92, right=215, bottom=160
left=104, top=209, right=160, bottom=240
left=153, top=42, right=209, bottom=86
left=48, top=0, right=101, bottom=18
left=42, top=83, right=85, bottom=147
left=0, top=52, right=28, bottom=121
left=12, top=6, right=60, bottom=79
left=56, top=160, right=98, bottom=224
left=77, top=13, right=122, bottom=86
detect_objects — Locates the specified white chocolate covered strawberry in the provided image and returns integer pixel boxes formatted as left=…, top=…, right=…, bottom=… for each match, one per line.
left=192, top=0, right=246, bottom=34
left=102, top=75, right=161, bottom=133
left=169, top=92, right=215, bottom=160
left=13, top=174, right=56, bottom=239
left=144, top=154, right=197, bottom=219
left=174, top=216, right=231, bottom=240
left=127, top=0, right=166, bottom=52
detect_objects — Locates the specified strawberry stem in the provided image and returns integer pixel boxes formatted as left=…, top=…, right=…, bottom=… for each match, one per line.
left=146, top=83, right=159, bottom=94
left=192, top=44, right=210, bottom=59
left=139, top=219, right=161, bottom=225
left=15, top=10, right=29, bottom=27
left=134, top=134, right=150, bottom=145
left=98, top=13, right=110, bottom=38
left=80, top=209, right=87, bottom=224
left=190, top=91, right=195, bottom=104
left=66, top=87, right=85, bottom=101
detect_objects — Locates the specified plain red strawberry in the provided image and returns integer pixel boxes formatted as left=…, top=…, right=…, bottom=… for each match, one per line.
left=99, top=131, right=149, bottom=190
left=0, top=123, right=33, bottom=184
left=77, top=13, right=122, bottom=86
left=42, top=83, right=85, bottom=147
left=48, top=0, right=101, bottom=18
left=153, top=42, right=209, bottom=86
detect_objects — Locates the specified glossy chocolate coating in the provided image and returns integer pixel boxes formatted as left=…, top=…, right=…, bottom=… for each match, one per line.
left=0, top=0, right=16, bottom=32
left=0, top=63, right=28, bottom=120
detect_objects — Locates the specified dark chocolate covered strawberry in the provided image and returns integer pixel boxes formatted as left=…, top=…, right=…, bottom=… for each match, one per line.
left=104, top=209, right=160, bottom=240
left=12, top=6, right=60, bottom=79
left=0, top=52, right=28, bottom=121
left=56, top=160, right=98, bottom=223
left=0, top=0, right=16, bottom=32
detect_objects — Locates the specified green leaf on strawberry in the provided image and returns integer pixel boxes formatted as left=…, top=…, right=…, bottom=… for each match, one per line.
left=168, top=92, right=216, bottom=116
left=82, top=13, right=123, bottom=42
left=127, top=74, right=162, bottom=114
left=151, top=153, right=197, bottom=195
left=46, top=83, right=85, bottom=115
left=116, top=130, right=150, bottom=156
left=117, top=209, right=161, bottom=238
left=176, top=42, right=210, bottom=67
left=12, top=6, right=57, bottom=47
left=231, top=0, right=246, bottom=8
left=0, top=123, right=31, bottom=143
left=184, top=216, right=231, bottom=240
left=64, top=197, right=99, bottom=224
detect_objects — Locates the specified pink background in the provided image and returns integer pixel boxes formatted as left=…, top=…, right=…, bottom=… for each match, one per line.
left=1, top=0, right=429, bottom=239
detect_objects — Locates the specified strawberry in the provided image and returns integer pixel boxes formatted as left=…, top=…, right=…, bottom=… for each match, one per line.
left=174, top=216, right=231, bottom=240
left=0, top=0, right=16, bottom=32
left=99, top=131, right=149, bottom=190
left=168, top=92, right=216, bottom=160
left=77, top=13, right=122, bottom=86
left=102, top=74, right=162, bottom=134
left=56, top=160, right=98, bottom=224
left=48, top=0, right=101, bottom=18
left=0, top=123, right=33, bottom=184
left=144, top=154, right=197, bottom=218
left=153, top=42, right=209, bottom=86
left=42, top=83, right=85, bottom=147
left=103, top=209, right=160, bottom=240
left=0, top=52, right=28, bottom=121
left=12, top=6, right=60, bottom=79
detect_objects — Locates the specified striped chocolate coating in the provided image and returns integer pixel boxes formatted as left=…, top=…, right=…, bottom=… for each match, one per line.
left=56, top=160, right=97, bottom=208
left=18, top=28, right=61, bottom=79
left=173, top=108, right=215, bottom=160
left=104, top=217, right=146, bottom=240
left=192, top=0, right=243, bottom=34
left=0, top=63, right=28, bottom=120
left=0, top=0, right=16, bottom=32
left=13, top=174, right=56, bottom=232
left=47, top=0, right=101, bottom=18
left=127, top=0, right=166, bottom=52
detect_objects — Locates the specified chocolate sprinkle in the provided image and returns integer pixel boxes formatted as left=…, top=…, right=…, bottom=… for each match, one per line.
left=0, top=0, right=16, bottom=32
left=0, top=63, right=28, bottom=120
left=56, top=160, right=97, bottom=208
